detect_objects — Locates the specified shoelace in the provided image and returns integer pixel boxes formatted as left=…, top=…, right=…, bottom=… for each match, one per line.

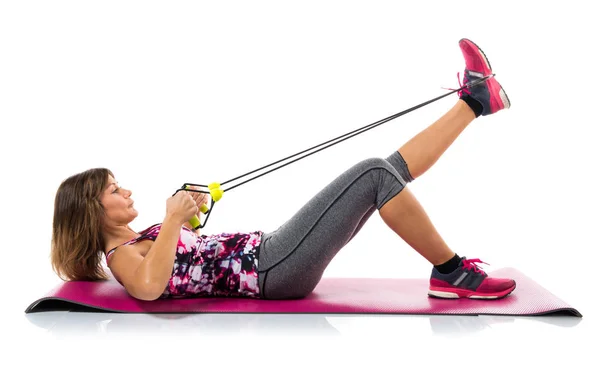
left=462, top=258, right=489, bottom=274
left=442, top=71, right=472, bottom=97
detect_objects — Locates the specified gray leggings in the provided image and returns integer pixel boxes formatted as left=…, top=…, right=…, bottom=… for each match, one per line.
left=257, top=150, right=414, bottom=299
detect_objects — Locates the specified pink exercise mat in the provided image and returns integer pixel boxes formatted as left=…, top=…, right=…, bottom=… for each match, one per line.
left=24, top=268, right=582, bottom=317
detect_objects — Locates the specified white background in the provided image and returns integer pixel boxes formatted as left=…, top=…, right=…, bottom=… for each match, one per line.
left=1, top=1, right=598, bottom=377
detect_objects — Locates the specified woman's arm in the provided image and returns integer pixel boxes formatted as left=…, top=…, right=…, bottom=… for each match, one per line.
left=132, top=214, right=183, bottom=299
left=110, top=191, right=197, bottom=300
left=109, top=215, right=185, bottom=301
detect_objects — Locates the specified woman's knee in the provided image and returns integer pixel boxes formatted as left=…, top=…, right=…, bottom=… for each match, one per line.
left=356, top=157, right=406, bottom=182
left=354, top=157, right=407, bottom=204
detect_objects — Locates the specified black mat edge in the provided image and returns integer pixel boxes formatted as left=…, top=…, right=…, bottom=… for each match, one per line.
left=25, top=296, right=583, bottom=317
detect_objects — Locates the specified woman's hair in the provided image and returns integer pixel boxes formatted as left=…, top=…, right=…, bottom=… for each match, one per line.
left=51, top=168, right=114, bottom=281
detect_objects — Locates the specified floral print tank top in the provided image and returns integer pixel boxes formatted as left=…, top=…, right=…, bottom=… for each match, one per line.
left=106, top=224, right=263, bottom=299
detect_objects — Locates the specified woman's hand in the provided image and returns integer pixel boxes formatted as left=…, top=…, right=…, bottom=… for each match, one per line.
left=187, top=185, right=210, bottom=215
left=180, top=186, right=210, bottom=233
left=166, top=191, right=198, bottom=226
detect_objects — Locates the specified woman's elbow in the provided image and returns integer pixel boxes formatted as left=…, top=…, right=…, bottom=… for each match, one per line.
left=128, top=282, right=165, bottom=301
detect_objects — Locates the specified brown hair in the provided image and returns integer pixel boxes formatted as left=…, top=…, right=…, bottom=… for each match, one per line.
left=51, top=168, right=114, bottom=281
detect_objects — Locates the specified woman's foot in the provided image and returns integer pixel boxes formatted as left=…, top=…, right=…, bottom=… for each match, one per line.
left=428, top=256, right=516, bottom=299
left=458, top=38, right=511, bottom=116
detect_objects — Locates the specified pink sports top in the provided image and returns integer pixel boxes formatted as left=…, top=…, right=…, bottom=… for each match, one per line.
left=105, top=223, right=263, bottom=299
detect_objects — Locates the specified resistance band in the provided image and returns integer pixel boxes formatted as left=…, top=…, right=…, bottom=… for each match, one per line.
left=175, top=74, right=494, bottom=229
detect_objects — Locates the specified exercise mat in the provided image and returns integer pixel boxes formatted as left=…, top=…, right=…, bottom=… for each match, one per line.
left=24, top=268, right=582, bottom=317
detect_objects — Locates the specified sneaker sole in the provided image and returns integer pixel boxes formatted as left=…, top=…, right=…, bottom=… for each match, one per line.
left=488, top=78, right=512, bottom=112
left=499, top=86, right=511, bottom=109
left=428, top=283, right=516, bottom=300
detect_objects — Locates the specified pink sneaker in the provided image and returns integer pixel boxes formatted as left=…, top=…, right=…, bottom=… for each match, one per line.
left=458, top=38, right=511, bottom=116
left=429, top=257, right=516, bottom=299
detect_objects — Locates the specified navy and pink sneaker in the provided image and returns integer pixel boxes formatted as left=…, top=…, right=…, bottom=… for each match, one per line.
left=429, top=257, right=516, bottom=299
left=458, top=38, right=511, bottom=116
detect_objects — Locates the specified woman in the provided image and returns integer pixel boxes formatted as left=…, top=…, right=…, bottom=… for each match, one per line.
left=51, top=38, right=516, bottom=301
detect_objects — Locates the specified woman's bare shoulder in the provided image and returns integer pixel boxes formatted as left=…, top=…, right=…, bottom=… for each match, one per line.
left=106, top=243, right=148, bottom=283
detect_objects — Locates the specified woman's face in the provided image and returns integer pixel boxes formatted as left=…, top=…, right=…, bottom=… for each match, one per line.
left=100, top=175, right=138, bottom=226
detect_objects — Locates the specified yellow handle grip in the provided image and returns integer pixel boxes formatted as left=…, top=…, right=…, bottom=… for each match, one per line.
left=189, top=215, right=201, bottom=229
left=185, top=186, right=213, bottom=229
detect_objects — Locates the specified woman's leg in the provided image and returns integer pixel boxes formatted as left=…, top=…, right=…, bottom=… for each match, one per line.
left=258, top=99, right=476, bottom=299
left=258, top=38, right=515, bottom=300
